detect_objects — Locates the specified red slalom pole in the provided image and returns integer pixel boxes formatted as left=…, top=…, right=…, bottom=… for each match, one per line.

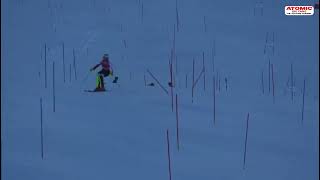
left=170, top=62, right=174, bottom=112
left=192, top=59, right=195, bottom=103
left=166, top=130, right=172, bottom=180
left=176, top=94, right=180, bottom=151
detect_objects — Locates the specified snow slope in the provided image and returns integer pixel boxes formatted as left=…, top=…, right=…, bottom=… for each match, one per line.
left=1, top=0, right=319, bottom=179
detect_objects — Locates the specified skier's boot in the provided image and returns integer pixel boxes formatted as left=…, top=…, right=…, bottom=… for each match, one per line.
left=94, top=87, right=105, bottom=92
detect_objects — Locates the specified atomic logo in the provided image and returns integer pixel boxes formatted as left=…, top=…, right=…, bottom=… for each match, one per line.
left=285, top=6, right=314, bottom=15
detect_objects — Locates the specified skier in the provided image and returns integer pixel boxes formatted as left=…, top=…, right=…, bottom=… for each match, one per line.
left=90, top=54, right=118, bottom=91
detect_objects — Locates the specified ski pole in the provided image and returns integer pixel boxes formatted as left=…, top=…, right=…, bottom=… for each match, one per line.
left=80, top=71, right=93, bottom=91
left=82, top=71, right=91, bottom=83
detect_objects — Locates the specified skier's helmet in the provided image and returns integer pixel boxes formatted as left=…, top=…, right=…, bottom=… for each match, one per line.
left=103, top=54, right=109, bottom=59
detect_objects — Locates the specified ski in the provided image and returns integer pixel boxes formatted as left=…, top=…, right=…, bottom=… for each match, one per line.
left=84, top=89, right=110, bottom=92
